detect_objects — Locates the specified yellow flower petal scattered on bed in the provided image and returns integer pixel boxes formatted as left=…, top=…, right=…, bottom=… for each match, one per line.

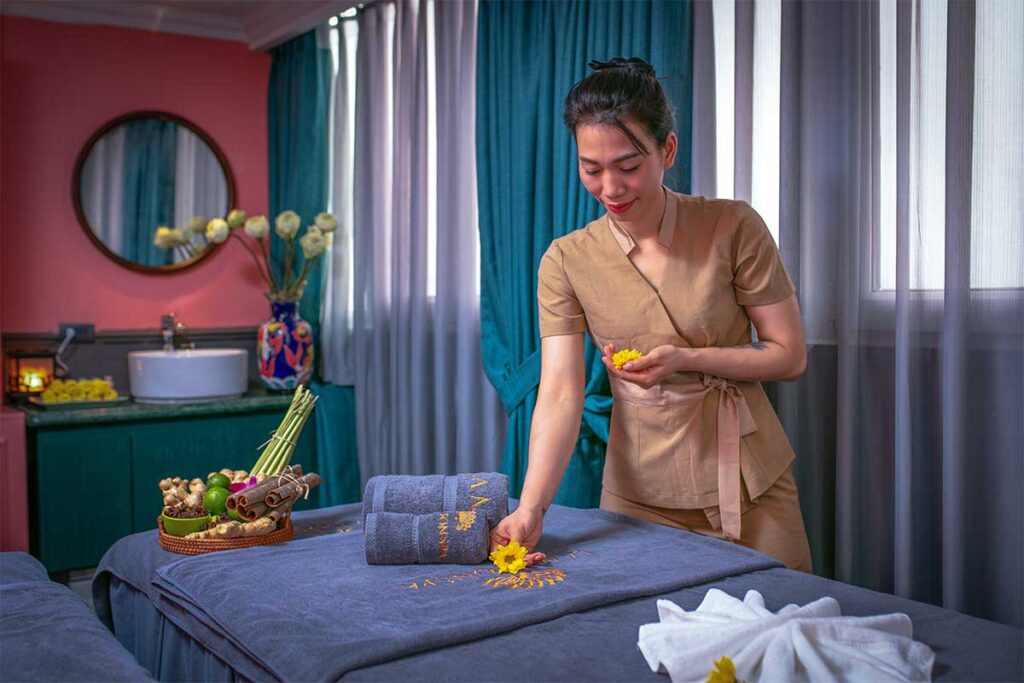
left=706, top=656, right=740, bottom=683
left=489, top=540, right=527, bottom=574
left=611, top=348, right=644, bottom=370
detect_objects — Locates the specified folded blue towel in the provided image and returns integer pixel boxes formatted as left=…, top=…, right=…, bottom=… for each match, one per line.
left=362, top=473, right=509, bottom=528
left=365, top=511, right=489, bottom=565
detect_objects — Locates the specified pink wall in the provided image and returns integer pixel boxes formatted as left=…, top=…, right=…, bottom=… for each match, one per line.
left=1, top=16, right=271, bottom=333
left=0, top=407, right=28, bottom=552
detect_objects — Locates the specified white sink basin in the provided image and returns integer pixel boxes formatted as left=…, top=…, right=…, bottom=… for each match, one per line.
left=128, top=349, right=248, bottom=404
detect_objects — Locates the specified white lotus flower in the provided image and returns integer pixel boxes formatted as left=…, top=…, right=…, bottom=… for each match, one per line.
left=187, top=216, right=207, bottom=233
left=314, top=212, right=338, bottom=233
left=168, top=227, right=189, bottom=246
left=154, top=227, right=176, bottom=249
left=226, top=209, right=247, bottom=228
left=244, top=215, right=270, bottom=239
left=299, top=226, right=326, bottom=259
left=205, top=218, right=230, bottom=243
left=275, top=210, right=301, bottom=239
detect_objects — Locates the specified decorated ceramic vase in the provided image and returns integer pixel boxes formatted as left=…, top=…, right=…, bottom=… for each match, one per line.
left=257, top=301, right=313, bottom=390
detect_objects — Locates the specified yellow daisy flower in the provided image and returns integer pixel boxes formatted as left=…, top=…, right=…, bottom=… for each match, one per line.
left=489, top=540, right=527, bottom=574
left=706, top=656, right=740, bottom=683
left=611, top=348, right=644, bottom=370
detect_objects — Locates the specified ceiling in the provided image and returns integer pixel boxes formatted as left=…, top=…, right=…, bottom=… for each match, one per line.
left=1, top=0, right=360, bottom=51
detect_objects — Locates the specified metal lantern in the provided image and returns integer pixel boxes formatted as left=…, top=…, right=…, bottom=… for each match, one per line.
left=5, top=349, right=56, bottom=399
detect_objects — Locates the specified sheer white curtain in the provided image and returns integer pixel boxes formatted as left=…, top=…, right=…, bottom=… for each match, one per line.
left=173, top=128, right=228, bottom=263
left=79, top=125, right=126, bottom=252
left=323, top=0, right=504, bottom=482
left=695, top=0, right=1023, bottom=627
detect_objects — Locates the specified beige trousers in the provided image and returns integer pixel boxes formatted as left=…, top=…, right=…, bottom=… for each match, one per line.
left=600, top=467, right=813, bottom=573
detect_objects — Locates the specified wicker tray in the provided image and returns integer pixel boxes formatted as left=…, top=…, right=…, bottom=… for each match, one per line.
left=158, top=515, right=294, bottom=555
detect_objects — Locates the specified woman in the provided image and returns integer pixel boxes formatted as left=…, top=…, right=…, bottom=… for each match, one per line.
left=491, top=57, right=813, bottom=572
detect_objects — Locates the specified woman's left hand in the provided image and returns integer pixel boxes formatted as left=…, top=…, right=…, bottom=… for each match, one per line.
left=601, top=343, right=689, bottom=389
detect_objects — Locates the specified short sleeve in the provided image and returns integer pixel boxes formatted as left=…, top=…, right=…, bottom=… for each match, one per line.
left=537, top=242, right=587, bottom=337
left=731, top=204, right=795, bottom=306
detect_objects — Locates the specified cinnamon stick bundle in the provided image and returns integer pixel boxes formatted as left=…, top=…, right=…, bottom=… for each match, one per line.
left=239, top=502, right=269, bottom=521
left=267, top=501, right=294, bottom=526
left=266, top=473, right=323, bottom=507
left=226, top=465, right=303, bottom=511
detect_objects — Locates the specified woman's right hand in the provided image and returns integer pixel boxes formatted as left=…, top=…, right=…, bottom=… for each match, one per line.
left=490, top=504, right=547, bottom=567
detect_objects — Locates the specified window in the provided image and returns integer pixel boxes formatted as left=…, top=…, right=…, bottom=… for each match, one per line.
left=876, top=0, right=1023, bottom=291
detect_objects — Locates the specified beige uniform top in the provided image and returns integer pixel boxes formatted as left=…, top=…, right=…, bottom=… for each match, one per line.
left=537, top=189, right=797, bottom=540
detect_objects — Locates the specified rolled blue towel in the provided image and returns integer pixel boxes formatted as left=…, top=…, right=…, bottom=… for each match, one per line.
left=364, top=510, right=490, bottom=565
left=362, top=473, right=509, bottom=528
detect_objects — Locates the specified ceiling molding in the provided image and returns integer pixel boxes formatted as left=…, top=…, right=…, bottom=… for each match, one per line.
left=1, top=1, right=247, bottom=44
left=243, top=1, right=359, bottom=52
left=0, top=0, right=364, bottom=51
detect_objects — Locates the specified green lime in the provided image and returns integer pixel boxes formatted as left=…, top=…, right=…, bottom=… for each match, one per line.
left=206, top=473, right=231, bottom=489
left=203, top=486, right=230, bottom=515
left=226, top=508, right=243, bottom=522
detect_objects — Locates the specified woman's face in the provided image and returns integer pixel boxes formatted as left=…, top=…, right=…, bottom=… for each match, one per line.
left=575, top=120, right=677, bottom=228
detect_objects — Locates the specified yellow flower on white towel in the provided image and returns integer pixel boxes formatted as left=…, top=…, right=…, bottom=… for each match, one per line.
left=489, top=540, right=527, bottom=574
left=706, top=656, right=743, bottom=683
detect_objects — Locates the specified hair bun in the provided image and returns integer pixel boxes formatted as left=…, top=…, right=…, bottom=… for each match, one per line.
left=588, top=57, right=655, bottom=76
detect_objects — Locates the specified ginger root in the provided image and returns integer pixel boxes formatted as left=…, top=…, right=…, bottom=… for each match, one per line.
left=184, top=516, right=277, bottom=540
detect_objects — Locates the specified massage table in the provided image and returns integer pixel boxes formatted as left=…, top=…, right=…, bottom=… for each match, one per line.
left=0, top=551, right=152, bottom=682
left=93, top=503, right=1023, bottom=682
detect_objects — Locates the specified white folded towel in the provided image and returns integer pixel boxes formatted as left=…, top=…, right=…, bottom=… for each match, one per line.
left=637, top=589, right=935, bottom=682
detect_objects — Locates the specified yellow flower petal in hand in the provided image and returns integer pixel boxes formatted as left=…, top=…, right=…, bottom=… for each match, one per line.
left=489, top=540, right=528, bottom=574
left=706, top=656, right=738, bottom=683
left=611, top=348, right=644, bottom=370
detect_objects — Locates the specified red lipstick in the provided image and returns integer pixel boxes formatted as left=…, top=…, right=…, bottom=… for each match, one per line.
left=606, top=199, right=636, bottom=214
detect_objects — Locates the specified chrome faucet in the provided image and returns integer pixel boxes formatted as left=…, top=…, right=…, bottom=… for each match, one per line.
left=160, top=313, right=194, bottom=351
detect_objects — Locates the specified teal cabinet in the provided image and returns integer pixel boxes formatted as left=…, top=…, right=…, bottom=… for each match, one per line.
left=32, top=431, right=134, bottom=573
left=27, top=395, right=318, bottom=572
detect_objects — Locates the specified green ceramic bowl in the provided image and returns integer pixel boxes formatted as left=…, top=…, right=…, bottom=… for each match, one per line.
left=161, top=512, right=213, bottom=537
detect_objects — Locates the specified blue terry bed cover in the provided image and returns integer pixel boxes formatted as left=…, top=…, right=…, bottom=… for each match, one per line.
left=94, top=505, right=1023, bottom=682
left=103, top=565, right=1023, bottom=682
left=96, top=502, right=778, bottom=680
left=0, top=551, right=50, bottom=584
left=0, top=552, right=153, bottom=682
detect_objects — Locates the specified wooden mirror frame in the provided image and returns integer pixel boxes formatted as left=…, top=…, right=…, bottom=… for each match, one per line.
left=71, top=111, right=238, bottom=274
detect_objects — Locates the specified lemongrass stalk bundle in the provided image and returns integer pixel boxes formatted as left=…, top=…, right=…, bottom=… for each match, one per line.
left=251, top=386, right=318, bottom=476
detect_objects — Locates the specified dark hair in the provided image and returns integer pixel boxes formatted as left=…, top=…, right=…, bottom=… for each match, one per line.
left=563, top=57, right=676, bottom=155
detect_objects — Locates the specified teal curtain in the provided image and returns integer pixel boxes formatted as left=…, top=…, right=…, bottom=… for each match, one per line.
left=268, top=30, right=332, bottom=340
left=122, top=119, right=176, bottom=266
left=477, top=0, right=693, bottom=507
left=269, top=30, right=359, bottom=506
left=310, top=381, right=361, bottom=505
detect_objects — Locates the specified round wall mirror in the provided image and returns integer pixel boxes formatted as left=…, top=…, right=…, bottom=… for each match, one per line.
left=72, top=111, right=237, bottom=273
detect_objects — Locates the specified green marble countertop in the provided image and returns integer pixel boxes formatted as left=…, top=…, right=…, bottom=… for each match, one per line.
left=17, top=387, right=295, bottom=428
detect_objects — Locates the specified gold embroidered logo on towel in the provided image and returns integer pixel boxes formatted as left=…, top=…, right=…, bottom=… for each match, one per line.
left=408, top=566, right=567, bottom=591
left=437, top=512, right=449, bottom=560
left=406, top=546, right=592, bottom=592
left=483, top=567, right=566, bottom=590
left=455, top=511, right=477, bottom=531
